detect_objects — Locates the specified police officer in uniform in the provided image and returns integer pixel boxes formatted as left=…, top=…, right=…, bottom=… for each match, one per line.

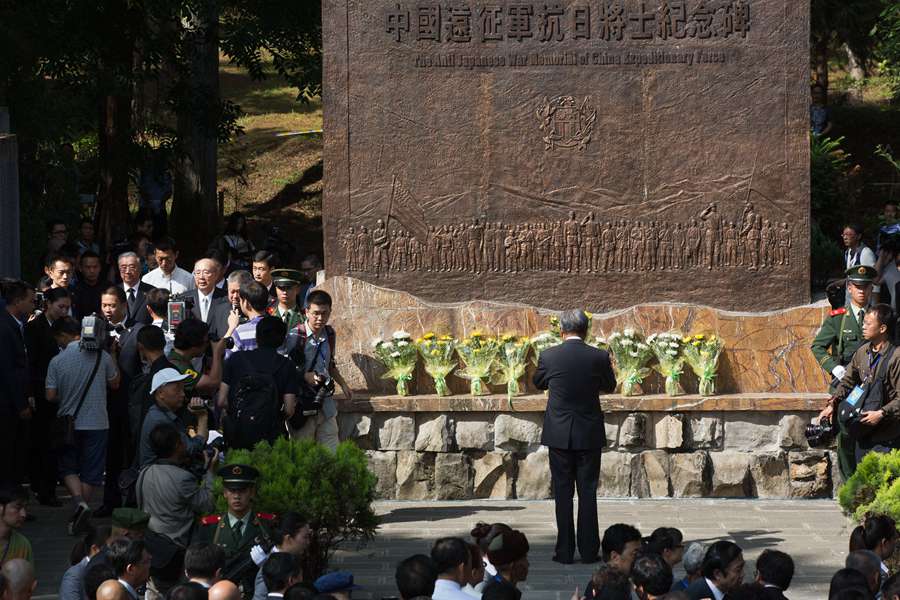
left=196, top=465, right=274, bottom=600
left=268, top=269, right=305, bottom=331
left=811, top=265, right=876, bottom=479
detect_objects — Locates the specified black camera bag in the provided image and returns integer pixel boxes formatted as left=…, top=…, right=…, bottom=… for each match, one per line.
left=838, top=345, right=896, bottom=440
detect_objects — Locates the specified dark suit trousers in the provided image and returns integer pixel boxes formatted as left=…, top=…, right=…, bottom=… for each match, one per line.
left=28, top=399, right=59, bottom=499
left=549, top=446, right=603, bottom=561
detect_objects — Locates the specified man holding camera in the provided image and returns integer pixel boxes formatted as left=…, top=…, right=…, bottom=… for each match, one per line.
left=139, top=368, right=210, bottom=467
left=46, top=317, right=121, bottom=535
left=287, top=290, right=352, bottom=451
left=167, top=318, right=227, bottom=399
left=137, top=423, right=217, bottom=598
left=811, top=265, right=876, bottom=479
left=819, top=303, right=900, bottom=476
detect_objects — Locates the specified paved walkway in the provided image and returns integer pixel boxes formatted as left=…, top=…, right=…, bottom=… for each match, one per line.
left=28, top=499, right=851, bottom=600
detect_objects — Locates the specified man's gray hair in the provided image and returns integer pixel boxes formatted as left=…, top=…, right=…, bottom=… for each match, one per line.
left=558, top=309, right=589, bottom=335
left=117, top=251, right=139, bottom=264
left=682, top=542, right=707, bottom=575
left=227, top=270, right=253, bottom=286
left=846, top=550, right=881, bottom=578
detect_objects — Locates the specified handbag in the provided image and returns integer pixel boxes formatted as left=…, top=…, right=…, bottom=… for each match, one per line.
left=838, top=345, right=896, bottom=441
left=51, top=351, right=103, bottom=450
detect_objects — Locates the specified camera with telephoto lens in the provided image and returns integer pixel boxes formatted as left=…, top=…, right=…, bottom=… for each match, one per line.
left=167, top=292, right=195, bottom=330
left=209, top=333, right=235, bottom=350
left=805, top=416, right=836, bottom=448
left=301, top=375, right=334, bottom=416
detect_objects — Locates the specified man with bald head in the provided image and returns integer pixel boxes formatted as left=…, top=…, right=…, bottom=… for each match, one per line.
left=96, top=579, right=130, bottom=600
left=1, top=559, right=36, bottom=600
left=210, top=579, right=242, bottom=600
left=184, top=258, right=231, bottom=338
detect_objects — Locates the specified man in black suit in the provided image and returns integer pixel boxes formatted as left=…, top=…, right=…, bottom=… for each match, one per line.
left=117, top=252, right=153, bottom=327
left=533, top=309, right=616, bottom=565
left=686, top=541, right=745, bottom=600
left=0, top=280, right=36, bottom=487
left=185, top=258, right=231, bottom=339
left=755, top=550, right=793, bottom=600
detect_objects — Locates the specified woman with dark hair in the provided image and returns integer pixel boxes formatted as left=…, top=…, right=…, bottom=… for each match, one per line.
left=213, top=212, right=256, bottom=272
left=643, top=528, right=685, bottom=569
left=482, top=529, right=530, bottom=599
left=850, top=514, right=898, bottom=578
left=471, top=522, right=512, bottom=584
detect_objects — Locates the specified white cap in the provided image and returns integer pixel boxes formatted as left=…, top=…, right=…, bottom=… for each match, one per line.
left=150, top=368, right=191, bottom=395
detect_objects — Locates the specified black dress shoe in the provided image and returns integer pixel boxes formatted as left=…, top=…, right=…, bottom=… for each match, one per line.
left=552, top=555, right=574, bottom=565
left=92, top=505, right=115, bottom=519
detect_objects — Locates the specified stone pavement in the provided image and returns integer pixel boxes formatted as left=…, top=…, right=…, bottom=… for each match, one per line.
left=27, top=499, right=851, bottom=600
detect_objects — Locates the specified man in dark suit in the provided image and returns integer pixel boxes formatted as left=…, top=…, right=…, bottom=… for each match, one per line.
left=185, top=258, right=231, bottom=339
left=686, top=541, right=745, bottom=600
left=533, top=309, right=616, bottom=565
left=755, top=549, right=793, bottom=600
left=117, top=252, right=153, bottom=327
left=0, top=280, right=36, bottom=487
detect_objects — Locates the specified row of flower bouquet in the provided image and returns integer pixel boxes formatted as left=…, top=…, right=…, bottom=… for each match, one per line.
left=371, top=324, right=725, bottom=398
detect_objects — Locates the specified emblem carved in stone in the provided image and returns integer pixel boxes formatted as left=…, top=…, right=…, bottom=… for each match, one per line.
left=536, top=96, right=597, bottom=151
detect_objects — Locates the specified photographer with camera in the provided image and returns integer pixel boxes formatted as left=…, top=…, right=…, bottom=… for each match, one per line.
left=167, top=318, right=227, bottom=399
left=137, top=423, right=217, bottom=598
left=218, top=316, right=299, bottom=450
left=138, top=368, right=209, bottom=468
left=230, top=280, right=270, bottom=354
left=818, top=303, right=900, bottom=477
left=287, top=290, right=352, bottom=451
left=46, top=314, right=121, bottom=536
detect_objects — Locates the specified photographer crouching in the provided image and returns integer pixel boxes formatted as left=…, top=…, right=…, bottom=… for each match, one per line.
left=816, top=304, right=900, bottom=475
left=137, top=422, right=218, bottom=599
left=287, top=290, right=352, bottom=451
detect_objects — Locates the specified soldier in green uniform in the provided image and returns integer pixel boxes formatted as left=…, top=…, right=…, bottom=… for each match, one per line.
left=196, top=464, right=274, bottom=600
left=811, top=265, right=876, bottom=479
left=268, top=269, right=305, bottom=331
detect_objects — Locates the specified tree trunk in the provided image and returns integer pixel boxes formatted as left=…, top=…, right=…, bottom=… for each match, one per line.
left=95, top=92, right=133, bottom=248
left=171, top=0, right=221, bottom=262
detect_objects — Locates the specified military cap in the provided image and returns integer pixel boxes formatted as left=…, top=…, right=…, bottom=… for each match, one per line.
left=217, top=464, right=260, bottom=489
left=272, top=269, right=303, bottom=288
left=112, top=507, right=150, bottom=530
left=846, top=265, right=877, bottom=285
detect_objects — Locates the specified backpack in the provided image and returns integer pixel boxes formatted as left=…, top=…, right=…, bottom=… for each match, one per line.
left=222, top=360, right=284, bottom=450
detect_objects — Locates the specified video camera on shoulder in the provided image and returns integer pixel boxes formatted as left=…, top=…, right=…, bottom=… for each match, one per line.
left=80, top=314, right=109, bottom=352
left=167, top=292, right=195, bottom=330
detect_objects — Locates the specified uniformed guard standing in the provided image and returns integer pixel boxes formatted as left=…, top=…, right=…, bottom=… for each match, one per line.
left=268, top=269, right=305, bottom=331
left=196, top=465, right=274, bottom=600
left=811, top=265, right=876, bottom=479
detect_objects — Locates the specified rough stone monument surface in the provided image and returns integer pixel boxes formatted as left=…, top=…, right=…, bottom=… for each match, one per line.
left=323, top=0, right=810, bottom=311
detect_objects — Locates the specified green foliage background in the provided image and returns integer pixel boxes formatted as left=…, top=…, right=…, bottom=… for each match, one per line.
left=838, top=449, right=900, bottom=522
left=215, top=438, right=379, bottom=580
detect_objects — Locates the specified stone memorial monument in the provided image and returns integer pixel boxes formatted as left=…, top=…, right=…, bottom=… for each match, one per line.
left=323, top=0, right=809, bottom=311
left=321, top=1, right=830, bottom=500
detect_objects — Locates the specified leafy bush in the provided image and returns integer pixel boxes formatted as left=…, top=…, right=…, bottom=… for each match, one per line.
left=838, top=450, right=900, bottom=522
left=216, top=438, right=379, bottom=580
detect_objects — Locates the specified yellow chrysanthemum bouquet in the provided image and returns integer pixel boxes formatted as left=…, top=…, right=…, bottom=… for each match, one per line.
left=416, top=333, right=457, bottom=397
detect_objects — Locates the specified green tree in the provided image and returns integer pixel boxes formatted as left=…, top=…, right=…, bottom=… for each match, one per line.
left=811, top=0, right=886, bottom=98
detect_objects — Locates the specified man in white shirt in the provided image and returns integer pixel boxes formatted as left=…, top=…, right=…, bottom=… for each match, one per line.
left=185, top=258, right=230, bottom=339
left=844, top=224, right=879, bottom=302
left=142, top=239, right=195, bottom=294
left=431, top=537, right=475, bottom=600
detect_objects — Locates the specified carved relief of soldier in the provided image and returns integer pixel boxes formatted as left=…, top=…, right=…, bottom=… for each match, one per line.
left=344, top=202, right=793, bottom=276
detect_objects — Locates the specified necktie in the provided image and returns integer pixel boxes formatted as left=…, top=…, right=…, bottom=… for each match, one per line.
left=202, top=297, right=210, bottom=322
left=859, top=308, right=866, bottom=327
left=233, top=520, right=243, bottom=538
left=127, top=288, right=136, bottom=315
left=282, top=310, right=289, bottom=324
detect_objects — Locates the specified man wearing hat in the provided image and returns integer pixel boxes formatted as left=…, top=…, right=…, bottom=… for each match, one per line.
left=197, top=465, right=274, bottom=600
left=139, top=368, right=209, bottom=467
left=86, top=508, right=150, bottom=571
left=314, top=571, right=362, bottom=600
left=268, top=269, right=304, bottom=331
left=811, top=264, right=876, bottom=479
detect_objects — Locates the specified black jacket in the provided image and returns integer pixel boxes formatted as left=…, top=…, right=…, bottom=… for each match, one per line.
left=120, top=281, right=155, bottom=327
left=533, top=338, right=616, bottom=450
left=24, top=315, right=59, bottom=402
left=185, top=288, right=230, bottom=339
left=0, top=311, right=30, bottom=415
left=686, top=578, right=716, bottom=600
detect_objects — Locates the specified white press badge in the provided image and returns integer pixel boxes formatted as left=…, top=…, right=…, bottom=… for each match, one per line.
left=846, top=385, right=865, bottom=409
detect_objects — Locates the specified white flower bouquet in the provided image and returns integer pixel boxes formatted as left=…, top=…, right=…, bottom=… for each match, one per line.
left=607, top=328, right=653, bottom=396
left=683, top=334, right=725, bottom=396
left=456, top=331, right=499, bottom=396
left=647, top=332, right=686, bottom=397
left=491, top=334, right=531, bottom=398
left=372, top=330, right=418, bottom=396
left=416, top=333, right=457, bottom=397
left=530, top=331, right=561, bottom=366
